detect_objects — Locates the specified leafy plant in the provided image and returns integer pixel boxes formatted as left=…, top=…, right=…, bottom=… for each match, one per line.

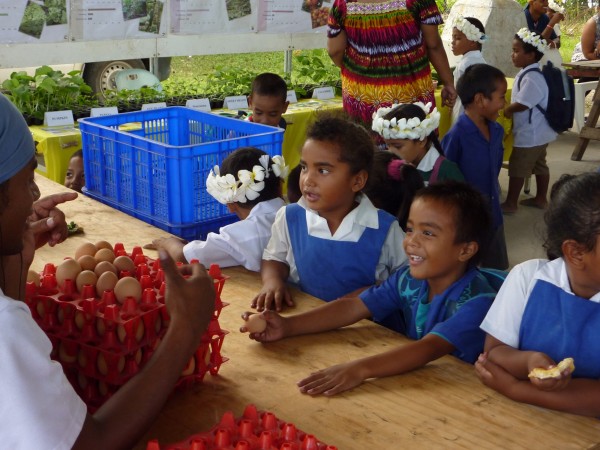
left=291, top=50, right=341, bottom=96
left=204, top=66, right=260, bottom=100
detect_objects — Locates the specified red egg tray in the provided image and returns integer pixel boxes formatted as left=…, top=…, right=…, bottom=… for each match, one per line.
left=146, top=404, right=337, bottom=450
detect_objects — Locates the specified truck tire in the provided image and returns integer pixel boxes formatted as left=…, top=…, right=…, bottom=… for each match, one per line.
left=83, top=59, right=146, bottom=99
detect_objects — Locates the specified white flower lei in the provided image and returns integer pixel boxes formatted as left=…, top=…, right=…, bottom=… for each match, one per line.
left=548, top=0, right=565, bottom=14
left=453, top=16, right=487, bottom=44
left=371, top=102, right=441, bottom=141
left=516, top=28, right=549, bottom=54
left=206, top=154, right=289, bottom=204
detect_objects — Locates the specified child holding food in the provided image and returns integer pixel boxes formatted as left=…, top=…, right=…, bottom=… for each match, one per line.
left=155, top=147, right=287, bottom=272
left=476, top=172, right=600, bottom=417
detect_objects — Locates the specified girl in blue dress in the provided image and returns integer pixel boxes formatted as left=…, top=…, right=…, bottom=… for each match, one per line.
left=477, top=172, right=600, bottom=416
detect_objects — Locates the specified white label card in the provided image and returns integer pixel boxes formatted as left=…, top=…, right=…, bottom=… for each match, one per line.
left=90, top=107, right=119, bottom=117
left=286, top=90, right=298, bottom=104
left=224, top=96, right=249, bottom=110
left=141, top=102, right=168, bottom=111
left=312, top=86, right=335, bottom=100
left=44, top=110, right=74, bottom=127
left=186, top=98, right=211, bottom=112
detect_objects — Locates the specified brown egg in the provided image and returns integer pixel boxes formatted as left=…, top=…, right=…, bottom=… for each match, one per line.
left=56, top=259, right=82, bottom=289
left=94, top=261, right=118, bottom=277
left=27, top=270, right=40, bottom=286
left=76, top=270, right=98, bottom=293
left=58, top=342, right=77, bottom=363
left=77, top=372, right=88, bottom=389
left=113, top=255, right=136, bottom=273
left=74, top=311, right=86, bottom=330
left=245, top=314, right=267, bottom=333
left=95, top=248, right=116, bottom=263
left=97, top=353, right=125, bottom=375
left=96, top=271, right=119, bottom=297
left=78, top=349, right=87, bottom=368
left=181, top=356, right=196, bottom=376
left=95, top=240, right=113, bottom=252
left=77, top=254, right=97, bottom=271
left=117, top=320, right=145, bottom=343
left=74, top=242, right=97, bottom=260
left=114, top=277, right=142, bottom=304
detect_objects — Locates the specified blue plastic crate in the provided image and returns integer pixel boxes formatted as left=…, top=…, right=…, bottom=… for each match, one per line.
left=79, top=107, right=284, bottom=240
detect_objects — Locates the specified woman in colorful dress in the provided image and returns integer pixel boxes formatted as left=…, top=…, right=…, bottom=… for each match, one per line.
left=327, top=0, right=456, bottom=133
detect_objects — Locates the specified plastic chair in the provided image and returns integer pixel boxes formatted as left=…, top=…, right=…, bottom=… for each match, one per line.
left=570, top=80, right=597, bottom=133
left=114, top=69, right=163, bottom=92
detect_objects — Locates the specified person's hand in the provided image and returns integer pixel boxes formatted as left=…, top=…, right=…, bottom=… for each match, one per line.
left=527, top=352, right=572, bottom=391
left=251, top=278, right=294, bottom=312
left=549, top=12, right=565, bottom=25
left=30, top=192, right=78, bottom=249
left=297, top=361, right=366, bottom=396
left=240, top=310, right=287, bottom=342
left=474, top=352, right=519, bottom=395
left=152, top=236, right=188, bottom=262
left=441, top=84, right=457, bottom=108
left=159, top=249, right=215, bottom=345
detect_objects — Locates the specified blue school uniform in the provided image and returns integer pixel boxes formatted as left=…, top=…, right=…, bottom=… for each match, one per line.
left=360, top=266, right=505, bottom=363
left=520, top=280, right=600, bottom=378
left=524, top=5, right=557, bottom=40
left=286, top=203, right=396, bottom=302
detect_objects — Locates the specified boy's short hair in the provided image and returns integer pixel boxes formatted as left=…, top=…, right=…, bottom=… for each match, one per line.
left=251, top=73, right=288, bottom=102
left=70, top=149, right=83, bottom=160
left=305, top=113, right=375, bottom=175
left=457, top=63, right=506, bottom=106
left=465, top=17, right=485, bottom=50
left=414, top=181, right=492, bottom=266
left=515, top=34, right=545, bottom=62
left=286, top=164, right=302, bottom=203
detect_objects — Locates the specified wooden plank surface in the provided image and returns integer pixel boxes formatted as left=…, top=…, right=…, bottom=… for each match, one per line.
left=32, top=176, right=600, bottom=449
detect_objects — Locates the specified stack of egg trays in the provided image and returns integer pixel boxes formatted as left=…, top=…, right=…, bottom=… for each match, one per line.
left=146, top=404, right=338, bottom=450
left=24, top=243, right=229, bottom=410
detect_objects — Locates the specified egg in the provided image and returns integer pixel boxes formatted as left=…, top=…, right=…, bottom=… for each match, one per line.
left=245, top=314, right=267, bottom=333
left=74, top=242, right=97, bottom=260
left=94, top=261, right=118, bottom=277
left=96, top=271, right=118, bottom=297
left=181, top=356, right=196, bottom=376
left=95, top=240, right=113, bottom=252
left=56, top=258, right=82, bottom=289
left=58, top=342, right=77, bottom=363
left=98, top=381, right=109, bottom=396
left=27, top=269, right=40, bottom=286
left=114, top=277, right=142, bottom=303
left=78, top=349, right=88, bottom=368
left=74, top=311, right=86, bottom=330
left=117, top=320, right=145, bottom=343
left=77, top=254, right=97, bottom=271
left=113, top=255, right=136, bottom=273
left=95, top=248, right=116, bottom=263
left=76, top=270, right=98, bottom=294
left=97, top=353, right=125, bottom=375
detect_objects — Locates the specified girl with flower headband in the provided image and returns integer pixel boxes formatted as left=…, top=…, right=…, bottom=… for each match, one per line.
left=501, top=28, right=556, bottom=214
left=154, top=147, right=287, bottom=272
left=450, top=16, right=488, bottom=124
left=372, top=102, right=464, bottom=185
left=363, top=152, right=423, bottom=230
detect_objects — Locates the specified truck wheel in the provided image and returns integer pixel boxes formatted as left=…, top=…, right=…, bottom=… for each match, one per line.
left=83, top=59, right=146, bottom=99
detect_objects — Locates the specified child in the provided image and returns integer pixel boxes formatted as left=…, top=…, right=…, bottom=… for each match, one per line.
left=501, top=29, right=556, bottom=214
left=442, top=63, right=509, bottom=270
left=371, top=103, right=464, bottom=185
left=450, top=16, right=488, bottom=124
left=476, top=172, right=600, bottom=417
left=247, top=72, right=289, bottom=129
left=286, top=164, right=302, bottom=203
left=0, top=93, right=216, bottom=448
left=255, top=115, right=407, bottom=311
left=243, top=182, right=506, bottom=396
left=155, top=147, right=287, bottom=272
left=524, top=0, right=563, bottom=49
left=363, top=152, right=424, bottom=230
left=64, top=149, right=84, bottom=193
left=543, top=1, right=565, bottom=67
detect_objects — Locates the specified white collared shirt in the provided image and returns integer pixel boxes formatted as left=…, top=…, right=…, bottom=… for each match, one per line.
left=263, top=194, right=407, bottom=283
left=417, top=147, right=440, bottom=174
left=452, top=50, right=487, bottom=124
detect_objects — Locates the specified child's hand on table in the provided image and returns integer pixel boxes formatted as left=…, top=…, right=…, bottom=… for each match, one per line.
left=527, top=352, right=573, bottom=392
left=297, top=361, right=366, bottom=396
left=240, top=310, right=287, bottom=342
left=475, top=352, right=520, bottom=395
left=251, top=278, right=294, bottom=312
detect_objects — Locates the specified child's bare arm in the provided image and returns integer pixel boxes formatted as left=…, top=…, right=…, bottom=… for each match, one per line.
left=252, top=259, right=294, bottom=311
left=297, top=333, right=454, bottom=396
left=503, top=102, right=528, bottom=118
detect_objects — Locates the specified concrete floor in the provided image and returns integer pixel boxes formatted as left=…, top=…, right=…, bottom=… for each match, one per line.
left=501, top=131, right=600, bottom=268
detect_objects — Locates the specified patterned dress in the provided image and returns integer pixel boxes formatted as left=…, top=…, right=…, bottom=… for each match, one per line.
left=327, top=0, right=442, bottom=128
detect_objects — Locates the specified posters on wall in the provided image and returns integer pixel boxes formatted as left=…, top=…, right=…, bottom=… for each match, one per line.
left=0, top=0, right=326, bottom=44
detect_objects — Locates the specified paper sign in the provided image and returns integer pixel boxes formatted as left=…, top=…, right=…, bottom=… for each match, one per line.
left=90, top=106, right=119, bottom=117
left=312, top=86, right=335, bottom=100
left=286, top=90, right=298, bottom=104
left=186, top=98, right=212, bottom=112
left=141, top=102, right=168, bottom=111
left=44, top=110, right=74, bottom=127
left=224, top=95, right=249, bottom=110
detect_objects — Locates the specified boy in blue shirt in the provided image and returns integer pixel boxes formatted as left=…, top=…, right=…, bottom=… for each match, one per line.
left=442, top=63, right=509, bottom=270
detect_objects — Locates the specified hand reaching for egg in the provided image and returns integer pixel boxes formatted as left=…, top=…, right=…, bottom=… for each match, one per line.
left=240, top=310, right=287, bottom=342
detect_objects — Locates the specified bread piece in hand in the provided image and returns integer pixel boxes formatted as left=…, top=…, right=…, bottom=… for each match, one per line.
left=528, top=357, right=575, bottom=379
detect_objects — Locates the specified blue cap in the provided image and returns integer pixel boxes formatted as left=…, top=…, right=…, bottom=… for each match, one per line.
left=0, top=94, right=35, bottom=184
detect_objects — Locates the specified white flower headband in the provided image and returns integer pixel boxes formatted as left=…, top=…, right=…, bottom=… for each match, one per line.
left=516, top=28, right=549, bottom=54
left=548, top=0, right=565, bottom=14
left=453, top=16, right=487, bottom=44
left=206, top=154, right=288, bottom=204
left=371, top=102, right=441, bottom=141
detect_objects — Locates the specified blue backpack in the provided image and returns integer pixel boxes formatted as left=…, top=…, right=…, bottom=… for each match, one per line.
left=517, top=61, right=575, bottom=134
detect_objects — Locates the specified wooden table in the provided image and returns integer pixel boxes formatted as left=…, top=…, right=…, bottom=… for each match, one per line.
left=563, top=60, right=600, bottom=161
left=32, top=176, right=600, bottom=449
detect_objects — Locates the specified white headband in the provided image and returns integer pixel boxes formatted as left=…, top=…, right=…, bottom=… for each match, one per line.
left=206, top=154, right=288, bottom=204
left=371, top=102, right=440, bottom=141
left=453, top=16, right=487, bottom=44
left=516, top=28, right=549, bottom=54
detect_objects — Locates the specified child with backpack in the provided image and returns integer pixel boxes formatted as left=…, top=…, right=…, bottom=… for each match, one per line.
left=501, top=29, right=557, bottom=214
